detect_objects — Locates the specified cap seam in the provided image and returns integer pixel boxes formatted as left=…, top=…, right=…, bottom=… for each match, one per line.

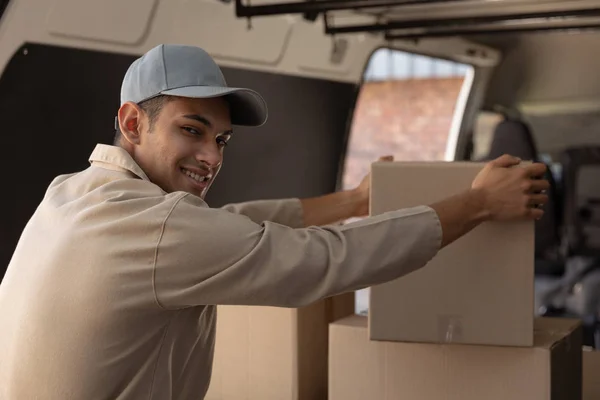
left=161, top=44, right=168, bottom=89
left=162, top=84, right=259, bottom=95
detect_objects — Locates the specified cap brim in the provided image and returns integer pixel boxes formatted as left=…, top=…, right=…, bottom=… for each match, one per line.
left=160, top=86, right=268, bottom=127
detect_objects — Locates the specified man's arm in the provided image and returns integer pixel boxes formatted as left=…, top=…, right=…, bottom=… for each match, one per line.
left=221, top=198, right=305, bottom=228
left=299, top=189, right=363, bottom=227
left=428, top=189, right=489, bottom=248
left=298, top=156, right=392, bottom=226
left=220, top=156, right=389, bottom=228
left=153, top=155, right=548, bottom=310
left=220, top=188, right=364, bottom=229
left=154, top=194, right=442, bottom=310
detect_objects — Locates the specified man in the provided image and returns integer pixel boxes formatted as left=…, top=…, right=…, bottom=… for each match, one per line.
left=0, top=44, right=549, bottom=399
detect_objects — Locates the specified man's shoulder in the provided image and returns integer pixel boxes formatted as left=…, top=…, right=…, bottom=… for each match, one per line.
left=43, top=166, right=183, bottom=211
left=47, top=171, right=80, bottom=188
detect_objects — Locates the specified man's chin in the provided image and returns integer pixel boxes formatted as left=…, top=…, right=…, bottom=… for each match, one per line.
left=178, top=176, right=212, bottom=198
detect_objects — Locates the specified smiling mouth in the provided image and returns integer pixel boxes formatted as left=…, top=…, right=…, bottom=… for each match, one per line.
left=181, top=167, right=211, bottom=184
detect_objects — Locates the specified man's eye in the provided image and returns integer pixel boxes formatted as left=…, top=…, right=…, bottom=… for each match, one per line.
left=217, top=137, right=229, bottom=147
left=183, top=127, right=200, bottom=135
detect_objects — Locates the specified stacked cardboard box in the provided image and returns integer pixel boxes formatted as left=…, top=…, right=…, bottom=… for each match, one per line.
left=329, top=161, right=584, bottom=400
left=583, top=348, right=600, bottom=399
left=368, top=161, right=535, bottom=346
left=330, top=315, right=582, bottom=399
left=205, top=292, right=354, bottom=400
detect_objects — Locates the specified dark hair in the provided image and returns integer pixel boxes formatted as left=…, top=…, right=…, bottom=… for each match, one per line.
left=113, top=95, right=175, bottom=145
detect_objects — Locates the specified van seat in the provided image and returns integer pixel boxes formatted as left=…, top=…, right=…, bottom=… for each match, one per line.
left=482, top=119, right=563, bottom=275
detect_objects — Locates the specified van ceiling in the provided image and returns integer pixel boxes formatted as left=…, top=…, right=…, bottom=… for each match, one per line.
left=230, top=0, right=600, bottom=157
left=469, top=30, right=600, bottom=158
left=472, top=31, right=600, bottom=112
left=232, top=0, right=600, bottom=108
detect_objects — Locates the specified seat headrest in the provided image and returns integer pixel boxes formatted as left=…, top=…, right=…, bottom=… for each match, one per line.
left=486, top=119, right=538, bottom=161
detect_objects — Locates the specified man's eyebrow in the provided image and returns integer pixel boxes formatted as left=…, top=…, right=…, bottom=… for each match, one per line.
left=182, top=114, right=233, bottom=135
left=183, top=114, right=212, bottom=127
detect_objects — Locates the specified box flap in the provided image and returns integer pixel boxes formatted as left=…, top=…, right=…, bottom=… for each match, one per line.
left=534, top=317, right=582, bottom=349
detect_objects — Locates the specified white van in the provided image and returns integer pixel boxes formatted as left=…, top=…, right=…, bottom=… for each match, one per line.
left=0, top=0, right=598, bottom=387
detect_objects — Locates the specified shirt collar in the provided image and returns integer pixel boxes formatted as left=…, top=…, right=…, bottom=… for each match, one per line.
left=88, top=144, right=150, bottom=181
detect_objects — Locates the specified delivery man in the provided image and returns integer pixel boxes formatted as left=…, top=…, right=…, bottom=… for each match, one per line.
left=0, top=44, right=549, bottom=399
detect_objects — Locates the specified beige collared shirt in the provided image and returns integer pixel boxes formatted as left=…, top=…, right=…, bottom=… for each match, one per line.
left=0, top=144, right=442, bottom=399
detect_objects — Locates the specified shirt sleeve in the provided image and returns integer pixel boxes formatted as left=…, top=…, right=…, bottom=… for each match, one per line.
left=153, top=193, right=442, bottom=309
left=220, top=198, right=304, bottom=228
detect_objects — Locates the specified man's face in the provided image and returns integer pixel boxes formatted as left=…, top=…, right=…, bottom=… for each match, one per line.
left=126, top=96, right=232, bottom=199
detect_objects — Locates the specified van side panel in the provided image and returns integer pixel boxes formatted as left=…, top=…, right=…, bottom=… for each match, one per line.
left=0, top=42, right=357, bottom=281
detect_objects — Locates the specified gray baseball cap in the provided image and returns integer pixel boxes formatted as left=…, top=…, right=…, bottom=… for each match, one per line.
left=120, top=44, right=268, bottom=127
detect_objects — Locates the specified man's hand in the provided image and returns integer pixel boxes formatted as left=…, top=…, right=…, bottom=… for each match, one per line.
left=471, top=154, right=550, bottom=221
left=353, top=155, right=394, bottom=218
left=299, top=155, right=394, bottom=226
left=429, top=154, right=550, bottom=248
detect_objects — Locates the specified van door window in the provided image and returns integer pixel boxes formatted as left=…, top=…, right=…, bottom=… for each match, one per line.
left=342, top=47, right=474, bottom=315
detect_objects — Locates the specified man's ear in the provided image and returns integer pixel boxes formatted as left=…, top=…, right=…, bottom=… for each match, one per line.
left=118, top=102, right=144, bottom=146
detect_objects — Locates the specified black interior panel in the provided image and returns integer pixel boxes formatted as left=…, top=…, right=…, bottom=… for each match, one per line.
left=0, top=42, right=357, bottom=281
left=205, top=68, right=357, bottom=205
left=0, top=0, right=9, bottom=20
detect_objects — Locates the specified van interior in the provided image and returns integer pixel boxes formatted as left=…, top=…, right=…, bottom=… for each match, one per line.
left=1, top=0, right=600, bottom=383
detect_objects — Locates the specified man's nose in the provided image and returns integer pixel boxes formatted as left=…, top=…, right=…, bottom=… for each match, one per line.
left=195, top=142, right=222, bottom=170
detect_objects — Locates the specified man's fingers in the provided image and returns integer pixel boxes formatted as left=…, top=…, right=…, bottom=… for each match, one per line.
left=528, top=207, right=545, bottom=220
left=529, top=179, right=551, bottom=193
left=528, top=194, right=548, bottom=207
left=491, top=154, right=521, bottom=168
left=523, top=162, right=548, bottom=177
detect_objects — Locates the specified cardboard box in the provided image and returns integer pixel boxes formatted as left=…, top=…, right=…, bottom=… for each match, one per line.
left=583, top=348, right=600, bottom=399
left=369, top=161, right=535, bottom=346
left=205, top=293, right=354, bottom=400
left=329, top=314, right=582, bottom=400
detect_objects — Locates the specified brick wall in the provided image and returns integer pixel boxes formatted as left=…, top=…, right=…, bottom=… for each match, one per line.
left=342, top=77, right=466, bottom=190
